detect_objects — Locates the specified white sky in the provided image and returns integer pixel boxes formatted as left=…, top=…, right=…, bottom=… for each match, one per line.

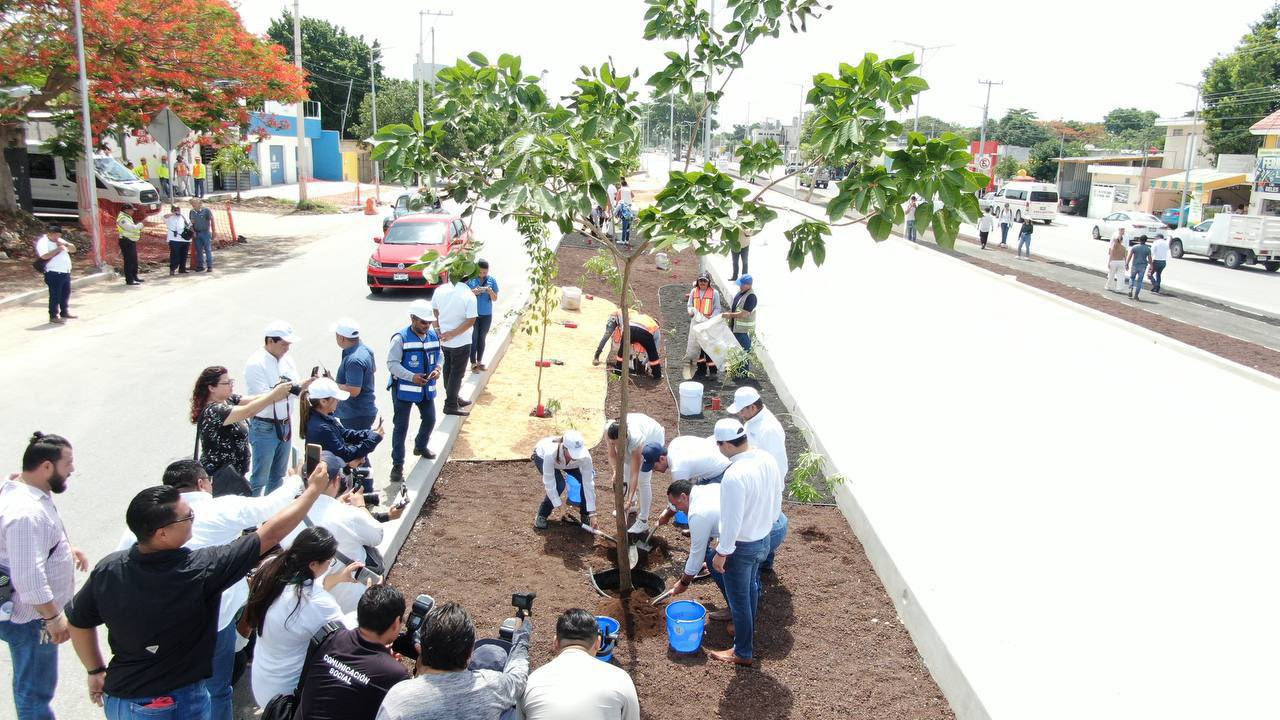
left=237, top=0, right=1277, bottom=130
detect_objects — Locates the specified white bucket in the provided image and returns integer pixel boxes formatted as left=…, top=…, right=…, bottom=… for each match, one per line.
left=655, top=253, right=671, bottom=271
left=679, top=381, right=704, bottom=416
left=561, top=286, right=582, bottom=311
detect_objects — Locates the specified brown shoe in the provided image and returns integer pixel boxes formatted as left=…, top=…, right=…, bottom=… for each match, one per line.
left=707, top=648, right=753, bottom=666
left=49, top=317, right=66, bottom=324
left=61, top=313, right=77, bottom=319
left=709, top=608, right=733, bottom=621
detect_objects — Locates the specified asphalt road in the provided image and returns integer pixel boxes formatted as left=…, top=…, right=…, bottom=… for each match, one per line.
left=0, top=201, right=532, bottom=720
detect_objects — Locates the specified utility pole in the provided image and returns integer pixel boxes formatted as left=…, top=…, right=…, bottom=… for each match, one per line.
left=370, top=43, right=381, bottom=197
left=703, top=0, right=714, bottom=163
left=293, top=0, right=308, bottom=201
left=977, top=79, right=1002, bottom=190
left=72, top=0, right=103, bottom=268
left=418, top=9, right=453, bottom=120
left=1176, top=81, right=1202, bottom=228
left=339, top=78, right=354, bottom=138
left=895, top=40, right=952, bottom=133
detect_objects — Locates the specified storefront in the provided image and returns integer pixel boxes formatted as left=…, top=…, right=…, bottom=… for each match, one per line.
left=1148, top=169, right=1249, bottom=224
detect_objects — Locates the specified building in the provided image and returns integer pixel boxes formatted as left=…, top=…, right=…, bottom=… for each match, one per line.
left=1054, top=154, right=1172, bottom=218
left=244, top=101, right=343, bottom=188
left=1155, top=116, right=1212, bottom=171
left=1248, top=108, right=1280, bottom=216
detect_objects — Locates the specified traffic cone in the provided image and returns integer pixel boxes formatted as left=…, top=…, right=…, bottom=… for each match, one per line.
left=364, top=198, right=376, bottom=215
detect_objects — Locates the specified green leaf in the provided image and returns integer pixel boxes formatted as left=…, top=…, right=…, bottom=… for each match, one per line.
left=867, top=214, right=892, bottom=241
left=467, top=51, right=490, bottom=66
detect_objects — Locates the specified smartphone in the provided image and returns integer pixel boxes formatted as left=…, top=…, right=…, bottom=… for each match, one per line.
left=304, top=443, right=322, bottom=477
left=392, top=485, right=410, bottom=510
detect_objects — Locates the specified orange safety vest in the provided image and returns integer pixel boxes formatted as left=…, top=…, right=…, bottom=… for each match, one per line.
left=610, top=312, right=658, bottom=344
left=193, top=163, right=206, bottom=179
left=689, top=286, right=715, bottom=317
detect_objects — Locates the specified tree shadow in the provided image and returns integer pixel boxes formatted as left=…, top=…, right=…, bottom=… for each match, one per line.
left=719, top=665, right=795, bottom=719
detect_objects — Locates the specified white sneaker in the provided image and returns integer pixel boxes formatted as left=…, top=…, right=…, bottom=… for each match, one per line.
left=627, top=521, right=648, bottom=535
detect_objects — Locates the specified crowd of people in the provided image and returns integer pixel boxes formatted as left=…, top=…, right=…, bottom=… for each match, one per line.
left=125, top=155, right=208, bottom=201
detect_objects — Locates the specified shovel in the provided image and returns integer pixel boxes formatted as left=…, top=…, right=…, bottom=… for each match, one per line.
left=582, top=525, right=640, bottom=568
left=649, top=587, right=675, bottom=606
left=634, top=526, right=658, bottom=553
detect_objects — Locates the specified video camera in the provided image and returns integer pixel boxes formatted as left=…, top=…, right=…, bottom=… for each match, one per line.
left=498, top=592, right=536, bottom=642
left=392, top=592, right=536, bottom=660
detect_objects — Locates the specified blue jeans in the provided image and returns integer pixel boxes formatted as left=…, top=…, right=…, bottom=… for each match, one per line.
left=906, top=220, right=917, bottom=242
left=193, top=232, right=213, bottom=270
left=531, top=455, right=588, bottom=519
left=470, top=314, right=493, bottom=364
left=207, top=623, right=237, bottom=720
left=762, top=512, right=789, bottom=572
left=706, top=537, right=770, bottom=659
left=1000, top=223, right=1010, bottom=244
left=620, top=216, right=632, bottom=244
left=1017, top=232, right=1031, bottom=257
left=248, top=419, right=291, bottom=496
left=0, top=619, right=58, bottom=720
left=391, top=396, right=435, bottom=465
left=1151, top=260, right=1166, bottom=292
left=1130, top=263, right=1147, bottom=297
left=193, top=178, right=205, bottom=198
left=732, top=332, right=752, bottom=376
left=43, top=271, right=71, bottom=320
left=105, top=679, right=209, bottom=720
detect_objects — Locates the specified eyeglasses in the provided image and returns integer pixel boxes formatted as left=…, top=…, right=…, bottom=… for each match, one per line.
left=160, top=511, right=195, bottom=529
left=216, top=379, right=235, bottom=387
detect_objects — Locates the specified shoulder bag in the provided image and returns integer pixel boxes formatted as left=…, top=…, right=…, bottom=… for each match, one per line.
left=301, top=516, right=386, bottom=579
left=180, top=218, right=195, bottom=241
left=259, top=621, right=345, bottom=720
left=193, top=410, right=253, bottom=498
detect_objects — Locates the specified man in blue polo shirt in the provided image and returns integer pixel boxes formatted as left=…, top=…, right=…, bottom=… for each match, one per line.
left=466, top=259, right=499, bottom=373
left=333, top=318, right=378, bottom=491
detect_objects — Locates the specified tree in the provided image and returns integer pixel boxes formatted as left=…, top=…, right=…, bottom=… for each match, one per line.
left=992, top=108, right=1052, bottom=148
left=1202, top=5, right=1280, bottom=155
left=266, top=12, right=380, bottom=137
left=994, top=155, right=1020, bottom=181
left=639, top=93, right=717, bottom=151
left=1103, top=107, right=1158, bottom=135
left=350, top=77, right=513, bottom=161
left=209, top=144, right=261, bottom=201
left=373, top=0, right=986, bottom=592
left=1026, top=139, right=1086, bottom=182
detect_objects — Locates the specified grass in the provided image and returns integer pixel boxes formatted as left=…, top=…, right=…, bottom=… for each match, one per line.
left=293, top=199, right=342, bottom=214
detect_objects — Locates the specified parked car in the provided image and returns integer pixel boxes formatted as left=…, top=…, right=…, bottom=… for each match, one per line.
left=382, top=192, right=442, bottom=233
left=798, top=167, right=830, bottom=189
left=367, top=214, right=473, bottom=294
left=1091, top=211, right=1166, bottom=241
left=1169, top=214, right=1280, bottom=271
left=1058, top=196, right=1086, bottom=216
left=1160, top=205, right=1190, bottom=228
left=982, top=181, right=1059, bottom=223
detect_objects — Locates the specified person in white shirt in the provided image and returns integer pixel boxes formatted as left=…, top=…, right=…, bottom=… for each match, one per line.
left=432, top=276, right=478, bottom=416
left=245, top=525, right=361, bottom=707
left=643, top=435, right=730, bottom=486
left=707, top=419, right=782, bottom=666
left=998, top=204, right=1014, bottom=246
left=34, top=223, right=75, bottom=324
left=606, top=413, right=666, bottom=534
left=245, top=320, right=302, bottom=496
left=659, top=478, right=720, bottom=597
left=531, top=431, right=597, bottom=531
left=977, top=208, right=995, bottom=249
left=1105, top=228, right=1128, bottom=293
left=163, top=204, right=191, bottom=276
left=727, top=386, right=788, bottom=478
left=1150, top=232, right=1171, bottom=294
left=519, top=608, right=640, bottom=720
left=113, top=459, right=302, bottom=720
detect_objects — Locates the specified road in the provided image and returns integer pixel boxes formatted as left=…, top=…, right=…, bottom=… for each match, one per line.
left=0, top=200, right=532, bottom=720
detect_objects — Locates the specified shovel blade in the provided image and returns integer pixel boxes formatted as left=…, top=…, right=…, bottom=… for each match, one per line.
left=628, top=545, right=640, bottom=569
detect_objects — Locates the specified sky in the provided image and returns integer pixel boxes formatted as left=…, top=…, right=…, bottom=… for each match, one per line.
left=237, top=0, right=1278, bottom=131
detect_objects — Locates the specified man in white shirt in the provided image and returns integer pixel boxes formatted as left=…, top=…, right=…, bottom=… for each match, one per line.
left=1150, top=232, right=1171, bottom=294
left=433, top=275, right=478, bottom=416
left=606, top=414, right=666, bottom=534
left=643, top=435, right=730, bottom=486
left=245, top=320, right=302, bottom=495
left=520, top=608, right=639, bottom=720
left=34, top=223, right=75, bottom=324
left=659, top=478, right=720, bottom=598
left=727, top=386, right=788, bottom=478
left=707, top=419, right=782, bottom=666
left=531, top=431, right=597, bottom=530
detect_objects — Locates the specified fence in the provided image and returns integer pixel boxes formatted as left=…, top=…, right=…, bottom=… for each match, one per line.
left=98, top=202, right=238, bottom=269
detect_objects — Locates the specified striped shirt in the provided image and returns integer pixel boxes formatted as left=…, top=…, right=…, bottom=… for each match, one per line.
left=0, top=476, right=74, bottom=624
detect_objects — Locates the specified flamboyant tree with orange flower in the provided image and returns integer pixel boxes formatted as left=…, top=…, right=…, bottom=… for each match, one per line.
left=0, top=0, right=307, bottom=211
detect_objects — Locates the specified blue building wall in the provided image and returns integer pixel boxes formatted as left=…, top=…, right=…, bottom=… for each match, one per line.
left=311, top=130, right=342, bottom=181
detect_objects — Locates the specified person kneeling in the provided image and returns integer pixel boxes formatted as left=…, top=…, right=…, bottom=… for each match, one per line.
left=520, top=608, right=640, bottom=720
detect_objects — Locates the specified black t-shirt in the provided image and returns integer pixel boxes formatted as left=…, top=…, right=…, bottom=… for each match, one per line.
left=295, top=628, right=410, bottom=720
left=64, top=534, right=261, bottom=697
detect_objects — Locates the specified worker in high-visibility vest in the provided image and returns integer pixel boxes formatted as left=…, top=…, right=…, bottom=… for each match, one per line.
left=115, top=204, right=144, bottom=286
left=683, top=272, right=721, bottom=378
left=156, top=160, right=171, bottom=201
left=192, top=157, right=207, bottom=198
left=133, top=157, right=150, bottom=180
left=593, top=310, right=663, bottom=380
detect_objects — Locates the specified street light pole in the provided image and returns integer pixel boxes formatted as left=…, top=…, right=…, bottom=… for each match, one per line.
left=370, top=44, right=381, bottom=198
left=293, top=0, right=308, bottom=202
left=72, top=0, right=103, bottom=268
left=977, top=79, right=1002, bottom=190
left=1176, top=81, right=1202, bottom=228
left=895, top=40, right=952, bottom=133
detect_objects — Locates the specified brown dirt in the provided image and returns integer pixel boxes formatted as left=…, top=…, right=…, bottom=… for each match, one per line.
left=388, top=239, right=954, bottom=719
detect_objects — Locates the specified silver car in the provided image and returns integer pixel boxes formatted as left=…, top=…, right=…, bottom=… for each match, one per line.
left=1091, top=211, right=1166, bottom=241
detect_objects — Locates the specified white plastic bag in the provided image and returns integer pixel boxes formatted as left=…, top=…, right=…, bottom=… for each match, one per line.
left=691, top=315, right=741, bottom=369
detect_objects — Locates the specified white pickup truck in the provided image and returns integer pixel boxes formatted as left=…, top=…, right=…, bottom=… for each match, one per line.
left=1169, top=214, right=1280, bottom=272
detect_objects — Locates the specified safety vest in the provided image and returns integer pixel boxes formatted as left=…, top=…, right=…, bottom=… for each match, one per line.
left=156, top=164, right=169, bottom=179
left=116, top=211, right=141, bottom=241
left=610, top=312, right=659, bottom=344
left=388, top=326, right=440, bottom=402
left=689, top=286, right=715, bottom=318
left=193, top=163, right=206, bottom=179
left=730, top=289, right=756, bottom=332
left=134, top=164, right=149, bottom=180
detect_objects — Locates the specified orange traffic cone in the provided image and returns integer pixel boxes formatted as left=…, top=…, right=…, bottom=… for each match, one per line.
left=364, top=198, right=376, bottom=215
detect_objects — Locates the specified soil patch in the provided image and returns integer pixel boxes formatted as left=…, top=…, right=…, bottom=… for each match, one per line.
left=388, top=238, right=954, bottom=719
left=226, top=196, right=347, bottom=214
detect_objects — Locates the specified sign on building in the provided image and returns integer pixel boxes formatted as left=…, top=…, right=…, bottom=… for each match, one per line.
left=1255, top=148, right=1280, bottom=194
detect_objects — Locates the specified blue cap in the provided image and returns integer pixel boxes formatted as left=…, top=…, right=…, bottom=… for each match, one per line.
left=640, top=443, right=668, bottom=472
left=737, top=274, right=753, bottom=286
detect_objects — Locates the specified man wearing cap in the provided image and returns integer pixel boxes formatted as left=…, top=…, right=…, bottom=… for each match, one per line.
left=34, top=223, right=76, bottom=324
left=530, top=431, right=597, bottom=531
left=432, top=270, right=479, bottom=416
left=684, top=273, right=721, bottom=378
left=115, top=203, right=144, bottom=286
left=726, top=386, right=788, bottom=479
left=606, top=413, right=666, bottom=534
left=305, top=379, right=384, bottom=466
left=245, top=321, right=303, bottom=495
left=706, top=418, right=782, bottom=665
left=333, top=318, right=379, bottom=490
left=721, top=275, right=756, bottom=376
left=387, top=300, right=442, bottom=484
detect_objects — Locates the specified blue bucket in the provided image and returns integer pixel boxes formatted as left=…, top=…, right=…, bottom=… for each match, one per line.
left=566, top=474, right=583, bottom=504
left=674, top=510, right=689, bottom=527
left=595, top=616, right=619, bottom=662
left=665, top=600, right=706, bottom=653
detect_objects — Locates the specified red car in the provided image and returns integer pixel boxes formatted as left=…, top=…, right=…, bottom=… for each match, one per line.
left=367, top=214, right=473, bottom=294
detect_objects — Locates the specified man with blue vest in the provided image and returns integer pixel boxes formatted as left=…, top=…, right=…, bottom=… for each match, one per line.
left=386, top=299, right=441, bottom=484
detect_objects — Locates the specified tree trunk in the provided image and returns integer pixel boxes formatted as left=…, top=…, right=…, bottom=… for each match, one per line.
left=536, top=310, right=549, bottom=411
left=0, top=125, right=21, bottom=213
left=614, top=254, right=637, bottom=593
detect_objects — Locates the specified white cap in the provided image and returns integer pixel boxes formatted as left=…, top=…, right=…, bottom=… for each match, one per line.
left=263, top=320, right=300, bottom=343
left=307, top=377, right=350, bottom=401
left=409, top=299, right=434, bottom=321
left=726, top=386, right=761, bottom=414
left=331, top=317, right=360, bottom=339
left=562, top=430, right=589, bottom=460
left=713, top=418, right=746, bottom=442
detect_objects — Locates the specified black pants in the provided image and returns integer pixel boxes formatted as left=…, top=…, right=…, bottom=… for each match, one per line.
left=731, top=247, right=749, bottom=278
left=442, top=344, right=471, bottom=411
left=119, top=238, right=139, bottom=283
left=979, top=230, right=989, bottom=249
left=44, top=271, right=71, bottom=319
left=614, top=326, right=661, bottom=374
left=168, top=241, right=190, bottom=273
left=532, top=454, right=589, bottom=520
left=470, top=314, right=493, bottom=364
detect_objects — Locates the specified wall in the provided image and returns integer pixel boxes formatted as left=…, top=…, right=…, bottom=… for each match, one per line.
left=311, top=130, right=342, bottom=181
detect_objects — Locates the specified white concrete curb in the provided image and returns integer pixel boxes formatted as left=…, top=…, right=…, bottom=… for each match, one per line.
left=0, top=269, right=118, bottom=309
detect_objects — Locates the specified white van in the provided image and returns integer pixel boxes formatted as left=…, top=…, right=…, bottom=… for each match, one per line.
left=987, top=181, right=1059, bottom=224
left=27, top=144, right=161, bottom=216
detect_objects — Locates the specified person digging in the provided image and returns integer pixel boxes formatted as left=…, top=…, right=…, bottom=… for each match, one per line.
left=530, top=430, right=598, bottom=531
left=593, top=310, right=663, bottom=380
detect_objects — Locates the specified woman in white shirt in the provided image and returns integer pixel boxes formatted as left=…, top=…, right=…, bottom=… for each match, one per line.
left=244, top=526, right=362, bottom=706
left=163, top=204, right=190, bottom=275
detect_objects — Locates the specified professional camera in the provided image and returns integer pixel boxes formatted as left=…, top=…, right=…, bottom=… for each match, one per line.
left=337, top=466, right=379, bottom=506
left=499, top=592, right=536, bottom=642
left=391, top=593, right=435, bottom=659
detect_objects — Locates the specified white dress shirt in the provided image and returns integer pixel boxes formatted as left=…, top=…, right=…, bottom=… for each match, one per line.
left=683, top=483, right=721, bottom=576
left=666, top=435, right=730, bottom=483
left=716, top=449, right=783, bottom=556
left=434, top=280, right=479, bottom=349
left=34, top=235, right=71, bottom=273
left=115, top=478, right=303, bottom=630
left=621, top=413, right=665, bottom=454
left=744, top=407, right=788, bottom=478
left=165, top=213, right=189, bottom=243
left=244, top=348, right=300, bottom=421
left=520, top=646, right=640, bottom=720
left=250, top=581, right=346, bottom=706
left=534, top=437, right=597, bottom=512
left=281, top=494, right=384, bottom=612
left=1152, top=237, right=1171, bottom=262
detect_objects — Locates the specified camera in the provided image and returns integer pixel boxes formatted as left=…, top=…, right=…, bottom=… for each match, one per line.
left=499, top=592, right=536, bottom=642
left=391, top=593, right=435, bottom=659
